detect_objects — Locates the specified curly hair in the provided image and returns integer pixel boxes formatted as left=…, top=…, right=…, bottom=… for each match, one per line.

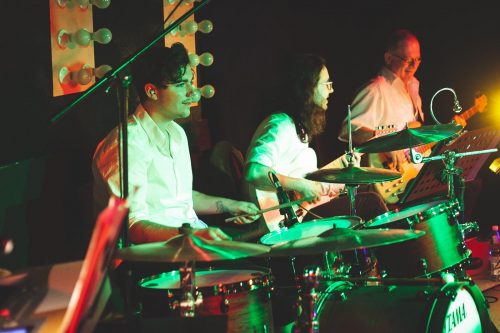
left=132, top=42, right=190, bottom=104
left=280, top=53, right=327, bottom=142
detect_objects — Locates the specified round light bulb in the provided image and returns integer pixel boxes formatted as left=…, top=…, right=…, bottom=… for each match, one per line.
left=78, top=0, right=110, bottom=8
left=74, top=28, right=92, bottom=46
left=199, top=52, right=214, bottom=66
left=200, top=84, right=215, bottom=98
left=91, top=0, right=111, bottom=9
left=73, top=67, right=93, bottom=85
left=188, top=53, right=200, bottom=67
left=181, top=21, right=198, bottom=35
left=198, top=20, right=213, bottom=34
left=92, top=28, right=112, bottom=44
left=94, top=64, right=112, bottom=78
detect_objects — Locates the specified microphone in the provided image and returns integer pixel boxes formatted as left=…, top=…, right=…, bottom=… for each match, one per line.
left=269, top=171, right=298, bottom=228
left=452, top=90, right=463, bottom=114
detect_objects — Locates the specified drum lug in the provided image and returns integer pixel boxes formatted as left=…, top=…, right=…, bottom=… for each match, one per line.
left=220, top=296, right=230, bottom=313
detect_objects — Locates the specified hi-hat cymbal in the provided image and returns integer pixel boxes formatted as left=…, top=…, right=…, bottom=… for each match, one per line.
left=116, top=233, right=271, bottom=263
left=355, top=123, right=463, bottom=153
left=306, top=165, right=401, bottom=184
left=268, top=228, right=425, bottom=257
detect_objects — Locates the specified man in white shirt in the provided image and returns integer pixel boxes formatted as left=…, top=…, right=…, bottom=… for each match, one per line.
left=93, top=43, right=259, bottom=244
left=338, top=29, right=424, bottom=172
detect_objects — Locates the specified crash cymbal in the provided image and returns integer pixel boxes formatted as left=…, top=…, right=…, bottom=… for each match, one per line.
left=306, top=165, right=401, bottom=184
left=355, top=123, right=463, bottom=153
left=116, top=233, right=271, bottom=263
left=268, top=228, right=425, bottom=257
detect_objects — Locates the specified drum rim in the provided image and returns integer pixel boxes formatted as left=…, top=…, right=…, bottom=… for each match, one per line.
left=426, top=281, right=491, bottom=332
left=366, top=199, right=459, bottom=228
left=138, top=267, right=274, bottom=296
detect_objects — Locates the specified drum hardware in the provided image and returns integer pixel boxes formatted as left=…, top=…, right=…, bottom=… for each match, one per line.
left=291, top=266, right=321, bottom=333
left=458, top=221, right=480, bottom=237
left=117, top=223, right=273, bottom=328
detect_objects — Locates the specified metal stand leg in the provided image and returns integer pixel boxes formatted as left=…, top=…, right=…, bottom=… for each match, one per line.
left=292, top=267, right=321, bottom=333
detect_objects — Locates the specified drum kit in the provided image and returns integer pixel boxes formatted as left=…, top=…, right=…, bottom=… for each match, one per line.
left=115, top=123, right=494, bottom=333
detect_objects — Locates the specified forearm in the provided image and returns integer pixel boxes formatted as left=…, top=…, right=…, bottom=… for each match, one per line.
left=129, top=220, right=179, bottom=244
left=245, top=163, right=303, bottom=192
left=192, top=190, right=236, bottom=215
left=340, top=126, right=375, bottom=145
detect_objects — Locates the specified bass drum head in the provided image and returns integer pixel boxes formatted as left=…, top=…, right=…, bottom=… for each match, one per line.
left=260, top=216, right=358, bottom=245
left=317, top=281, right=491, bottom=333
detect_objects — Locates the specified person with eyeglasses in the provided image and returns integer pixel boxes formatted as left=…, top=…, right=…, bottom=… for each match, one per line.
left=242, top=52, right=388, bottom=332
left=92, top=43, right=260, bottom=244
left=338, top=29, right=424, bottom=172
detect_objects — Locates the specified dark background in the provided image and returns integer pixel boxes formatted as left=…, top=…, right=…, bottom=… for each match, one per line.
left=1, top=0, right=499, bottom=270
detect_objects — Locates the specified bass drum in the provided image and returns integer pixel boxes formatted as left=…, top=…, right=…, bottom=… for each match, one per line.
left=317, top=281, right=493, bottom=333
left=137, top=267, right=274, bottom=333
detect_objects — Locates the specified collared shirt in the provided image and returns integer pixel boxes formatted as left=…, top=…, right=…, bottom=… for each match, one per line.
left=339, top=67, right=423, bottom=141
left=92, top=104, right=206, bottom=229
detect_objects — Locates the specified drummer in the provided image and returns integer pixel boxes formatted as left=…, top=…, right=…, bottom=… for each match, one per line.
left=242, top=52, right=389, bottom=333
left=243, top=52, right=388, bottom=230
left=92, top=43, right=260, bottom=244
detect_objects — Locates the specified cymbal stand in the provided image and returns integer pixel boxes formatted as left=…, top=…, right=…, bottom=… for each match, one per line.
left=345, top=104, right=358, bottom=217
left=178, top=224, right=203, bottom=317
left=292, top=267, right=321, bottom=333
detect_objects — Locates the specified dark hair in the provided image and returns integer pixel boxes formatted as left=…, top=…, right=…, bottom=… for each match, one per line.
left=278, top=53, right=327, bottom=141
left=385, top=29, right=419, bottom=53
left=132, top=42, right=190, bottom=103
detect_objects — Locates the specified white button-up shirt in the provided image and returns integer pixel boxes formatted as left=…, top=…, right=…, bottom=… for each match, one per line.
left=92, top=105, right=207, bottom=229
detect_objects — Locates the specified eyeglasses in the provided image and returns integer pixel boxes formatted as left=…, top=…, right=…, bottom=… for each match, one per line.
left=319, top=81, right=334, bottom=91
left=391, top=53, right=422, bottom=66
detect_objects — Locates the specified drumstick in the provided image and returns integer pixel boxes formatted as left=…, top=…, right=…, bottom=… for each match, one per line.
left=224, top=197, right=313, bottom=223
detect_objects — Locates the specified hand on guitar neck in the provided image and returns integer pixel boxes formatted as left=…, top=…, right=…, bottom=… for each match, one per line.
left=451, top=93, right=488, bottom=127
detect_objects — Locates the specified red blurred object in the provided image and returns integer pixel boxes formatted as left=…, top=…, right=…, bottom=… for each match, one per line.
left=465, top=236, right=490, bottom=276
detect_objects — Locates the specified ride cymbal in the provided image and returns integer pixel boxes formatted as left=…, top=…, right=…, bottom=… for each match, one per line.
left=268, top=228, right=425, bottom=257
left=306, top=165, right=401, bottom=184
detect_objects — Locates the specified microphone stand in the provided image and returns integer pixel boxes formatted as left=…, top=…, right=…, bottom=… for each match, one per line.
left=410, top=146, right=498, bottom=253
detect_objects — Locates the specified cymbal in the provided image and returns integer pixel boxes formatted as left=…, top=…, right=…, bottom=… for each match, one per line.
left=306, top=165, right=401, bottom=184
left=116, top=233, right=271, bottom=263
left=355, top=123, right=463, bottom=153
left=268, top=228, right=425, bottom=257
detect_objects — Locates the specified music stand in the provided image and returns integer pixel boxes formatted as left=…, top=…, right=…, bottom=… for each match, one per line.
left=400, top=127, right=500, bottom=205
left=58, top=196, right=128, bottom=333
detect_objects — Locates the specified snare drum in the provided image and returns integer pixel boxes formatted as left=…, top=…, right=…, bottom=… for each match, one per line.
left=316, top=280, right=491, bottom=333
left=366, top=199, right=469, bottom=277
left=137, top=267, right=274, bottom=333
left=260, top=216, right=373, bottom=288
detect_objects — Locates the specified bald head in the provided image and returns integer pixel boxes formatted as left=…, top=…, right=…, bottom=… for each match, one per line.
left=384, top=29, right=421, bottom=83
